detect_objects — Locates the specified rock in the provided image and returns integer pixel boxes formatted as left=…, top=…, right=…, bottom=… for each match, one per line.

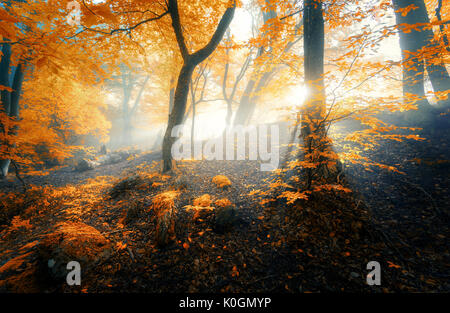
left=75, top=159, right=99, bottom=172
left=350, top=272, right=359, bottom=279
left=38, top=222, right=112, bottom=281
left=214, top=204, right=237, bottom=234
left=102, top=153, right=122, bottom=165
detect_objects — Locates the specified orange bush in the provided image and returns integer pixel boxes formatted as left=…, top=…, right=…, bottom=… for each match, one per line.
left=212, top=175, right=231, bottom=188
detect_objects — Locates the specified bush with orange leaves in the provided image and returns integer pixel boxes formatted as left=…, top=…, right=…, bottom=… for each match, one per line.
left=212, top=175, right=231, bottom=188
left=151, top=191, right=179, bottom=247
left=185, top=194, right=215, bottom=220
left=215, top=198, right=232, bottom=208
left=193, top=194, right=212, bottom=207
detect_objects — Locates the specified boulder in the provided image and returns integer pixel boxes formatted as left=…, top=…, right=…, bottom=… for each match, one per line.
left=75, top=159, right=99, bottom=172
left=38, top=221, right=112, bottom=281
left=214, top=204, right=238, bottom=234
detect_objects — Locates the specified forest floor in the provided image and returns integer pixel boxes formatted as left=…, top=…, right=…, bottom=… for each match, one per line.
left=0, top=125, right=448, bottom=293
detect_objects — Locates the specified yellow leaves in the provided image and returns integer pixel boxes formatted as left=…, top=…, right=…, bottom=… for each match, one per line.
left=278, top=191, right=309, bottom=204
left=9, top=216, right=32, bottom=231
left=395, top=4, right=419, bottom=17
left=231, top=265, right=239, bottom=277
left=35, top=57, right=48, bottom=69
left=248, top=189, right=267, bottom=196
left=92, top=4, right=118, bottom=24
left=269, top=180, right=293, bottom=189
left=185, top=194, right=215, bottom=219
left=0, top=84, right=13, bottom=92
left=0, top=8, right=19, bottom=23
left=0, top=252, right=32, bottom=274
left=313, top=184, right=352, bottom=193
left=387, top=261, right=401, bottom=269
left=116, top=241, right=127, bottom=251
left=212, top=175, right=231, bottom=188
left=215, top=198, right=232, bottom=208
left=151, top=190, right=180, bottom=216
left=193, top=194, right=212, bottom=207
left=398, top=22, right=425, bottom=34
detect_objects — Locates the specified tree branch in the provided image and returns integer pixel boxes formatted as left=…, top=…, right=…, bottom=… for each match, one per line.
left=191, top=1, right=237, bottom=65
left=168, top=0, right=189, bottom=60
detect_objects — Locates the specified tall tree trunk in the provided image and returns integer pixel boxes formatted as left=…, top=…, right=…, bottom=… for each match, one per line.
left=122, top=85, right=131, bottom=146
left=163, top=63, right=195, bottom=172
left=0, top=43, right=12, bottom=115
left=233, top=78, right=257, bottom=126
left=161, top=0, right=236, bottom=172
left=301, top=0, right=336, bottom=189
left=0, top=43, right=24, bottom=177
left=169, top=77, right=175, bottom=116
left=233, top=2, right=302, bottom=126
left=393, top=0, right=450, bottom=113
left=191, top=98, right=196, bottom=155
left=233, top=1, right=277, bottom=126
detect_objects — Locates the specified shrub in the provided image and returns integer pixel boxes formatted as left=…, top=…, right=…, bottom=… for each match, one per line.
left=212, top=175, right=231, bottom=188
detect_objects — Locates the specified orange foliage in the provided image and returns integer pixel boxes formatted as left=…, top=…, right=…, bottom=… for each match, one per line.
left=212, top=175, right=232, bottom=188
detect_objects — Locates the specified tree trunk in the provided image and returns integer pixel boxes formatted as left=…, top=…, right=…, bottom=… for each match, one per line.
left=161, top=0, right=236, bottom=172
left=393, top=0, right=450, bottom=112
left=0, top=43, right=12, bottom=176
left=233, top=78, right=256, bottom=125
left=162, top=63, right=194, bottom=172
left=232, top=1, right=276, bottom=126
left=0, top=44, right=24, bottom=178
left=301, top=0, right=337, bottom=189
left=0, top=43, right=12, bottom=115
left=191, top=95, right=196, bottom=156
left=233, top=1, right=302, bottom=126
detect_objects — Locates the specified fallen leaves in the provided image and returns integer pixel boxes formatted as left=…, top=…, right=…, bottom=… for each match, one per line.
left=212, top=175, right=232, bottom=188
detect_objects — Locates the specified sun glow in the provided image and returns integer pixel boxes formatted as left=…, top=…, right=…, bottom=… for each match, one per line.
left=186, top=108, right=228, bottom=141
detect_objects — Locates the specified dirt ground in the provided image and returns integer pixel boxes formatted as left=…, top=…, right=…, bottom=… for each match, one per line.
left=0, top=126, right=448, bottom=293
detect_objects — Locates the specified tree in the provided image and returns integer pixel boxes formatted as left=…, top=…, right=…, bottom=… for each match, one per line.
left=0, top=0, right=26, bottom=177
left=189, top=61, right=211, bottom=153
left=161, top=0, right=236, bottom=172
left=300, top=0, right=338, bottom=188
left=0, top=42, right=25, bottom=177
left=221, top=29, right=253, bottom=127
left=393, top=0, right=450, bottom=116
left=232, top=0, right=302, bottom=126
left=232, top=0, right=278, bottom=126
left=107, top=63, right=150, bottom=147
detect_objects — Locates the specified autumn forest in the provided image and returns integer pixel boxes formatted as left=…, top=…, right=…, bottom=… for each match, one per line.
left=0, top=0, right=449, bottom=297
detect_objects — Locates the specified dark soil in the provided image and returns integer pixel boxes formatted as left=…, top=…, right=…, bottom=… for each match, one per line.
left=0, top=126, right=448, bottom=293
